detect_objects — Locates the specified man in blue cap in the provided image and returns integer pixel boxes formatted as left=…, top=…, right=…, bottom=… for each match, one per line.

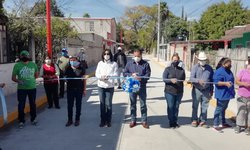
left=57, top=48, right=69, bottom=98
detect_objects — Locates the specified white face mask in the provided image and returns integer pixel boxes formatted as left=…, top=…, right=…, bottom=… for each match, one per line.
left=134, top=57, right=141, bottom=63
left=199, top=60, right=206, bottom=66
left=104, top=55, right=110, bottom=61
left=45, top=59, right=51, bottom=65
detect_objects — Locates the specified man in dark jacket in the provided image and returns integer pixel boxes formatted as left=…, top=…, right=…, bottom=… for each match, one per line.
left=114, top=47, right=127, bottom=89
left=163, top=54, right=186, bottom=128
left=124, top=49, right=151, bottom=129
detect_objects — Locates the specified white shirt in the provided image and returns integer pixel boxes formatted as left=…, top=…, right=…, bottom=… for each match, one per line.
left=95, top=60, right=118, bottom=88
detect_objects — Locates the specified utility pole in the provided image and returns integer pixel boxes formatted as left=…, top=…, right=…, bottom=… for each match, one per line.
left=46, top=0, right=52, bottom=58
left=157, top=0, right=161, bottom=61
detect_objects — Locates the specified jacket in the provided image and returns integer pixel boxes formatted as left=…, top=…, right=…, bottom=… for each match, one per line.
left=163, top=64, right=186, bottom=95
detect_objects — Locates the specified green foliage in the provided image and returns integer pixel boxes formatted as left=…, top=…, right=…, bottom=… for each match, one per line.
left=32, top=0, right=64, bottom=17
left=195, top=0, right=249, bottom=40
left=83, top=13, right=90, bottom=18
left=121, top=2, right=169, bottom=53
left=163, top=16, right=189, bottom=42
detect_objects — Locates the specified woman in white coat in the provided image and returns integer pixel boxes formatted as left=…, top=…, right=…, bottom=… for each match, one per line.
left=95, top=49, right=118, bottom=127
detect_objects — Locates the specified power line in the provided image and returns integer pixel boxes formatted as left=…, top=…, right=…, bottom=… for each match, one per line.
left=188, top=0, right=216, bottom=17
left=95, top=0, right=124, bottom=15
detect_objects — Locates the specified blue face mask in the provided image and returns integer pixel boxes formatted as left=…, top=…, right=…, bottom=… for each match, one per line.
left=70, top=61, right=80, bottom=67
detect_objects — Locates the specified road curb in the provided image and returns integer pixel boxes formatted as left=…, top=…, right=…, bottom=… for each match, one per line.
left=0, top=72, right=96, bottom=128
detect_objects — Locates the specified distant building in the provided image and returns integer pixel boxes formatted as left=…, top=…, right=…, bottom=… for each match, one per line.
left=221, top=24, right=250, bottom=49
left=65, top=17, right=117, bottom=53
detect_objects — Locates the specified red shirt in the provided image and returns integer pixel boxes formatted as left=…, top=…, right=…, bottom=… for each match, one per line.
left=42, top=64, right=58, bottom=84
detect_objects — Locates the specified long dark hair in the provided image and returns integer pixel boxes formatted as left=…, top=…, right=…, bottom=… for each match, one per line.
left=216, top=57, right=228, bottom=70
left=101, top=49, right=113, bottom=62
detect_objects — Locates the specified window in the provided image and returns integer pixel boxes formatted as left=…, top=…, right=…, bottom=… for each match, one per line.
left=85, top=21, right=95, bottom=32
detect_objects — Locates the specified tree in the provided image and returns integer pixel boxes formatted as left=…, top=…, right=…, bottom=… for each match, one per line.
left=195, top=0, right=249, bottom=40
left=32, top=0, right=64, bottom=17
left=83, top=13, right=90, bottom=18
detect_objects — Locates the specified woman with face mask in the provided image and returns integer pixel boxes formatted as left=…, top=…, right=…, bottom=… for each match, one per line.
left=163, top=54, right=186, bottom=128
left=235, top=59, right=250, bottom=135
left=64, top=55, right=86, bottom=127
left=213, top=58, right=235, bottom=132
left=95, top=49, right=118, bottom=127
left=40, top=57, right=60, bottom=109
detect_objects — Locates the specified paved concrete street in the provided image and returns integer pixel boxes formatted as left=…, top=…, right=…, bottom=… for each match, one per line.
left=0, top=58, right=249, bottom=150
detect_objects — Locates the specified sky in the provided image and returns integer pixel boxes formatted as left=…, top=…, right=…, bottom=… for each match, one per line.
left=3, top=0, right=250, bottom=21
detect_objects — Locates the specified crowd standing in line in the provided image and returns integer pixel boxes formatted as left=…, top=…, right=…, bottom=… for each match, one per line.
left=3, top=48, right=249, bottom=136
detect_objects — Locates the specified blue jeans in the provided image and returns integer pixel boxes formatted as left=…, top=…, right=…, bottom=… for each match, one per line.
left=129, top=85, right=147, bottom=122
left=165, top=92, right=183, bottom=126
left=17, top=89, right=37, bottom=123
left=213, top=100, right=230, bottom=126
left=98, top=87, right=114, bottom=123
left=67, top=88, right=83, bottom=121
left=191, top=88, right=210, bottom=123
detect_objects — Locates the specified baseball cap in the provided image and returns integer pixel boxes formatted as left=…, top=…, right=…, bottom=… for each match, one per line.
left=20, top=50, right=30, bottom=56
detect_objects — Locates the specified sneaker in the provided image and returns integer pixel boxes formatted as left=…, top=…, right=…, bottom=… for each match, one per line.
left=31, top=120, right=38, bottom=126
left=199, top=122, right=209, bottom=128
left=213, top=126, right=224, bottom=133
left=234, top=126, right=241, bottom=134
left=191, top=121, right=198, bottom=127
left=18, top=122, right=24, bottom=129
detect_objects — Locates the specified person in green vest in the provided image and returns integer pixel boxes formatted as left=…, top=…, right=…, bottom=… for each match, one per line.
left=12, top=50, right=39, bottom=129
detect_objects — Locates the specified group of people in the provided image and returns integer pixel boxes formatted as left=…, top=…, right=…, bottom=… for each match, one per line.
left=3, top=47, right=250, bottom=136
left=10, top=48, right=88, bottom=128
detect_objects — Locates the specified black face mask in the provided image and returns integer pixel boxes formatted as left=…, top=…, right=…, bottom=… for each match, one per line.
left=21, top=57, right=29, bottom=62
left=172, top=61, right=179, bottom=67
left=225, top=65, right=232, bottom=70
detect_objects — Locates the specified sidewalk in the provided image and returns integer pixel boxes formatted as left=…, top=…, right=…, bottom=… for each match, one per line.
left=0, top=65, right=97, bottom=128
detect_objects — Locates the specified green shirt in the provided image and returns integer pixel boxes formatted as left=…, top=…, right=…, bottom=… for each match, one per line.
left=12, top=62, right=38, bottom=90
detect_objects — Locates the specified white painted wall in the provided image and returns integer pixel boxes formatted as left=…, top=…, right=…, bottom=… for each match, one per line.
left=0, top=63, right=17, bottom=96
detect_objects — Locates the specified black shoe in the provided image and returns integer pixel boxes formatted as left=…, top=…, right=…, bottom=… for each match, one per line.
left=99, top=122, right=106, bottom=127
left=48, top=106, right=53, bottom=109
left=107, top=122, right=111, bottom=127
left=174, top=123, right=180, bottom=128
left=59, top=95, right=64, bottom=99
left=117, top=86, right=122, bottom=89
left=55, top=106, right=60, bottom=109
left=66, top=120, right=73, bottom=127
left=74, top=120, right=80, bottom=126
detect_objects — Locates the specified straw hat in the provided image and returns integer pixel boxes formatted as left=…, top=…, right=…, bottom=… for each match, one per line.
left=197, top=52, right=207, bottom=60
